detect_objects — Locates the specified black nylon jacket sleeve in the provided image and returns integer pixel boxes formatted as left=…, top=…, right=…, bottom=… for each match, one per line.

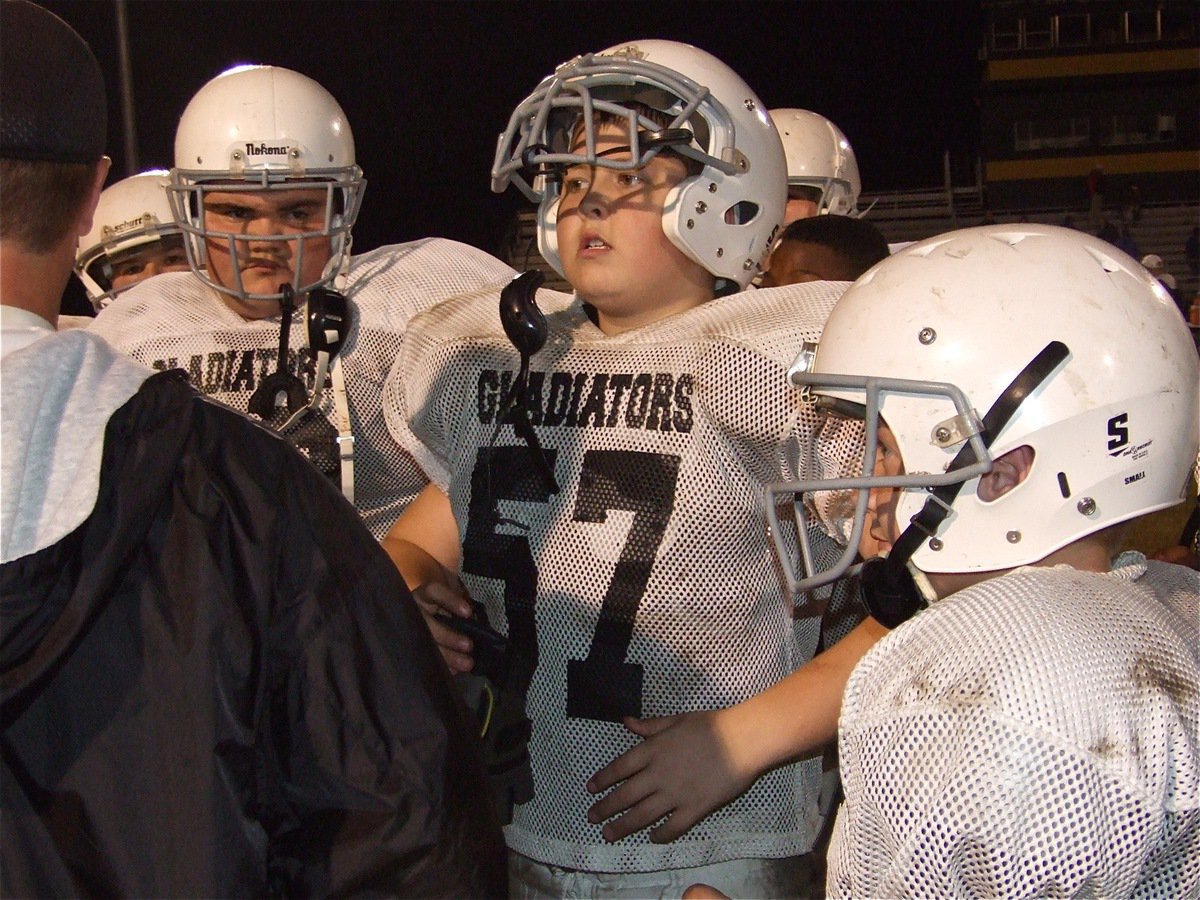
left=1, top=370, right=506, bottom=898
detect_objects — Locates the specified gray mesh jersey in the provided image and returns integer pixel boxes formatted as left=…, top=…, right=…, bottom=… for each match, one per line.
left=829, top=554, right=1200, bottom=899
left=89, top=239, right=515, bottom=537
left=384, top=281, right=864, bottom=872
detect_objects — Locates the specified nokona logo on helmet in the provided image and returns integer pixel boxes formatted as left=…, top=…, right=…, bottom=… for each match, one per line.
left=602, top=45, right=648, bottom=61
left=244, top=143, right=291, bottom=157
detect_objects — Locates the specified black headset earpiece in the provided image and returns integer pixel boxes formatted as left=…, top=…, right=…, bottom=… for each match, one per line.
left=306, top=286, right=350, bottom=359
left=859, top=557, right=923, bottom=628
left=495, top=270, right=558, bottom=495
left=247, top=284, right=309, bottom=418
left=500, top=269, right=548, bottom=358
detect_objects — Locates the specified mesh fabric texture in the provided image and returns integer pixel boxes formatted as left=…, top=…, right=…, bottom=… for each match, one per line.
left=384, top=281, right=864, bottom=872
left=829, top=554, right=1200, bottom=899
left=89, top=239, right=514, bottom=537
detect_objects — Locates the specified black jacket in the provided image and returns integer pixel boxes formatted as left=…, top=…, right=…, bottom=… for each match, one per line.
left=1, top=369, right=506, bottom=898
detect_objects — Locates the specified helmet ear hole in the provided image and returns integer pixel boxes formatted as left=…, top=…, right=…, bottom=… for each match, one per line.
left=724, top=200, right=759, bottom=226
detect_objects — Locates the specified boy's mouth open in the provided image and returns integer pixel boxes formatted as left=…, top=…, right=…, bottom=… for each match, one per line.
left=579, top=234, right=611, bottom=256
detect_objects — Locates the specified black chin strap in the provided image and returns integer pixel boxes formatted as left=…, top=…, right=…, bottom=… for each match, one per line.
left=863, top=340, right=1071, bottom=627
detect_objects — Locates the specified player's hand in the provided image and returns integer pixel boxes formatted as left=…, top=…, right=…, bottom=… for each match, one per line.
left=585, top=710, right=758, bottom=843
left=411, top=580, right=476, bottom=674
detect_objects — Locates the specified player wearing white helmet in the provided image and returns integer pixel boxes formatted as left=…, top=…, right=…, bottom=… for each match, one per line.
left=770, top=109, right=861, bottom=223
left=90, top=65, right=514, bottom=537
left=384, top=39, right=863, bottom=896
left=760, top=224, right=1199, bottom=897
left=74, top=170, right=188, bottom=311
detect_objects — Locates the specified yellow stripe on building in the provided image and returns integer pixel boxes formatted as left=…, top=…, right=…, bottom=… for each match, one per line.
left=987, top=150, right=1200, bottom=181
left=986, top=48, right=1199, bottom=81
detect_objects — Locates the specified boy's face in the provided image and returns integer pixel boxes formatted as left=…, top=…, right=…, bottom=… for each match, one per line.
left=201, top=187, right=333, bottom=320
left=860, top=421, right=905, bottom=560
left=556, top=123, right=713, bottom=334
left=783, top=186, right=821, bottom=225
left=761, top=240, right=854, bottom=287
left=108, top=236, right=189, bottom=292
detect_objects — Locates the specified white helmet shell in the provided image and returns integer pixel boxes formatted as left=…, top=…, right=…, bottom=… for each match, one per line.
left=492, top=39, right=786, bottom=290
left=771, top=224, right=1198, bottom=588
left=770, top=108, right=861, bottom=216
left=75, top=170, right=179, bottom=309
left=167, top=65, right=365, bottom=303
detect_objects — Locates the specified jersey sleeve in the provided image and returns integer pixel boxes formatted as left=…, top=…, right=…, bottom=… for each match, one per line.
left=381, top=288, right=502, bottom=490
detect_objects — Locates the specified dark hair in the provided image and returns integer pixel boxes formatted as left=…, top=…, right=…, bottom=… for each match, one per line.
left=0, top=158, right=98, bottom=254
left=777, top=214, right=889, bottom=279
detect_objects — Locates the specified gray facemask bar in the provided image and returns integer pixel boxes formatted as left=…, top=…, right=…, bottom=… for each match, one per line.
left=765, top=371, right=992, bottom=598
left=166, top=170, right=364, bottom=304
left=491, top=52, right=740, bottom=201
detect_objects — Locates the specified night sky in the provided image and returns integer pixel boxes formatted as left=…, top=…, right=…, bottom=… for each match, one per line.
left=43, top=0, right=983, bottom=259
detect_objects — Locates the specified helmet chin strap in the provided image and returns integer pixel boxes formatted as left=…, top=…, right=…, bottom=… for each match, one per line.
left=861, top=340, right=1071, bottom=628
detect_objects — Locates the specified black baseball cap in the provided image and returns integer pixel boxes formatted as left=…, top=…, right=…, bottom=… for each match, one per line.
left=0, top=0, right=106, bottom=163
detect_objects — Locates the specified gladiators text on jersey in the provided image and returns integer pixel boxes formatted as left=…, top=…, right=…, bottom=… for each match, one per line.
left=477, top=368, right=694, bottom=433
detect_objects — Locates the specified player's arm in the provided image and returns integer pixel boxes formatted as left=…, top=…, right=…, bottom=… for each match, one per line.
left=586, top=615, right=888, bottom=843
left=382, top=483, right=477, bottom=673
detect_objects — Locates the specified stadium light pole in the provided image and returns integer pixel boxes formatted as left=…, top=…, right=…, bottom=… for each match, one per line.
left=114, top=0, right=140, bottom=174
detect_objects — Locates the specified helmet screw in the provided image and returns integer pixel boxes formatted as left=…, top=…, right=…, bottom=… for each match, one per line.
left=716, top=248, right=724, bottom=257
left=934, top=426, right=952, bottom=443
left=929, top=537, right=944, bottom=551
left=743, top=99, right=756, bottom=111
left=1006, top=530, right=1021, bottom=543
left=289, top=148, right=301, bottom=159
left=743, top=259, right=754, bottom=270
left=232, top=150, right=243, bottom=160
left=686, top=219, right=695, bottom=230
left=695, top=201, right=707, bottom=214
left=918, top=327, right=937, bottom=345
left=708, top=182, right=718, bottom=193
left=1077, top=497, right=1097, bottom=516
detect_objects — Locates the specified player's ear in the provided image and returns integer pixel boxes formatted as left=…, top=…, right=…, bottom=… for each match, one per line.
left=77, top=157, right=111, bottom=237
left=977, top=445, right=1034, bottom=502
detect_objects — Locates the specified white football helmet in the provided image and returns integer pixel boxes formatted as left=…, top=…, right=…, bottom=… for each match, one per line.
left=492, top=39, right=786, bottom=290
left=770, top=109, right=860, bottom=216
left=769, top=225, right=1198, bottom=607
left=167, top=65, right=365, bottom=304
left=75, top=170, right=183, bottom=309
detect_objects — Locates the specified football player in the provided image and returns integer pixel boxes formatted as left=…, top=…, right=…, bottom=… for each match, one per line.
left=787, top=224, right=1199, bottom=897
left=383, top=39, right=865, bottom=897
left=770, top=108, right=861, bottom=224
left=74, top=169, right=188, bottom=311
left=759, top=214, right=889, bottom=288
left=89, top=65, right=515, bottom=537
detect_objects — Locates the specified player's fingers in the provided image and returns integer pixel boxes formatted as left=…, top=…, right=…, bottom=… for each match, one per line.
left=419, top=581, right=473, bottom=618
left=442, top=648, right=476, bottom=675
left=649, top=806, right=701, bottom=843
left=587, top=769, right=658, bottom=824
left=423, top=611, right=474, bottom=658
left=586, top=743, right=648, bottom=794
left=622, top=714, right=677, bottom=737
left=601, top=793, right=675, bottom=843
